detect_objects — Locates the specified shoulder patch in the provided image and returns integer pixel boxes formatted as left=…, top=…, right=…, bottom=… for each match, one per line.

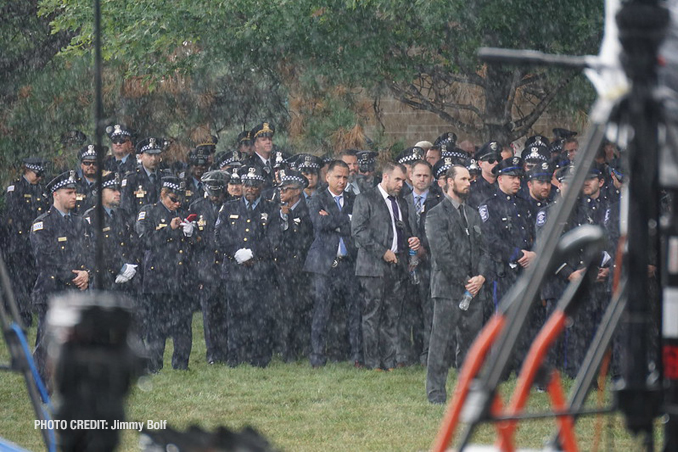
left=6, top=185, right=14, bottom=192
left=536, top=210, right=547, bottom=227
left=32, top=221, right=43, bottom=232
left=479, top=205, right=489, bottom=223
left=121, top=179, right=128, bottom=187
left=137, top=211, right=146, bottom=221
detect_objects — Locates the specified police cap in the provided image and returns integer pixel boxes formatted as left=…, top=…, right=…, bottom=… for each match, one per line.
left=278, top=169, right=308, bottom=189
left=396, top=146, right=425, bottom=164
left=526, top=162, right=553, bottom=182
left=250, top=122, right=275, bottom=140
left=238, top=165, right=266, bottom=185
left=136, top=137, right=166, bottom=155
left=475, top=141, right=502, bottom=162
left=46, top=171, right=78, bottom=194
left=434, top=132, right=458, bottom=148
left=493, top=157, right=524, bottom=177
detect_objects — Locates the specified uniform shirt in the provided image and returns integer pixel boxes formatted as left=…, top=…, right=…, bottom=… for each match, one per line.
left=120, top=165, right=166, bottom=219
left=83, top=205, right=139, bottom=290
left=4, top=176, right=48, bottom=254
left=467, top=175, right=497, bottom=209
left=30, top=206, right=92, bottom=298
left=478, top=189, right=535, bottom=266
left=135, top=202, right=192, bottom=294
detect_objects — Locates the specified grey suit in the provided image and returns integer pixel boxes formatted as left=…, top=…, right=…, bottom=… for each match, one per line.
left=352, top=186, right=416, bottom=369
left=425, top=196, right=490, bottom=403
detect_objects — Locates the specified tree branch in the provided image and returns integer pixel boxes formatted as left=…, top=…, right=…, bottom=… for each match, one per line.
left=509, top=75, right=572, bottom=141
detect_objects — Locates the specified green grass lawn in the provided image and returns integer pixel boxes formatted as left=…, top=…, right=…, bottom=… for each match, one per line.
left=0, top=314, right=661, bottom=451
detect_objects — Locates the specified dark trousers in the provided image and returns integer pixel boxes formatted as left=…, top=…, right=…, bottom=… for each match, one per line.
left=359, top=260, right=407, bottom=370
left=199, top=284, right=227, bottom=363
left=398, top=265, right=433, bottom=365
left=278, top=267, right=313, bottom=361
left=144, top=293, right=192, bottom=371
left=426, top=295, right=483, bottom=403
left=33, top=302, right=49, bottom=389
left=226, top=272, right=273, bottom=368
left=7, top=251, right=37, bottom=325
left=309, top=260, right=362, bottom=367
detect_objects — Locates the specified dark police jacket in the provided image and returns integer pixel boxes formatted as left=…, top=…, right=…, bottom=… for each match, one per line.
left=83, top=206, right=139, bottom=290
left=273, top=197, right=314, bottom=272
left=478, top=189, right=535, bottom=278
left=4, top=176, right=48, bottom=254
left=30, top=206, right=92, bottom=301
left=104, top=154, right=136, bottom=175
left=214, top=196, right=278, bottom=281
left=426, top=197, right=491, bottom=300
left=188, top=196, right=222, bottom=285
left=467, top=175, right=497, bottom=209
left=135, top=202, right=192, bottom=294
left=121, top=166, right=166, bottom=218
left=74, top=176, right=96, bottom=214
left=303, top=188, right=357, bottom=276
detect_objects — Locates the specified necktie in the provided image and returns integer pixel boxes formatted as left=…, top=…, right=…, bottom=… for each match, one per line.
left=415, top=196, right=423, bottom=222
left=459, top=204, right=469, bottom=233
left=247, top=201, right=254, bottom=212
left=388, top=195, right=402, bottom=252
left=149, top=173, right=156, bottom=184
left=334, top=196, right=348, bottom=256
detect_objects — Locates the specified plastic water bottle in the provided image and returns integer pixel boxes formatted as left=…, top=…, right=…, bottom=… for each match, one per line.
left=409, top=249, right=420, bottom=285
left=459, top=276, right=473, bottom=310
left=459, top=290, right=473, bottom=311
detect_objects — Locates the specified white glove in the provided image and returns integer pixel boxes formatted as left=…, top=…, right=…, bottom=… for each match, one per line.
left=115, top=264, right=138, bottom=284
left=181, top=221, right=195, bottom=237
left=234, top=248, right=254, bottom=264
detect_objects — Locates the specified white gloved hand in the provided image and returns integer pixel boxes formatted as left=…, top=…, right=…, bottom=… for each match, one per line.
left=234, top=248, right=254, bottom=264
left=181, top=221, right=195, bottom=237
left=115, top=263, right=138, bottom=284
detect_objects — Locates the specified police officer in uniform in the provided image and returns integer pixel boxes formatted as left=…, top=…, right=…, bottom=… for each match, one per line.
left=246, top=122, right=276, bottom=188
left=135, top=176, right=195, bottom=372
left=104, top=124, right=137, bottom=174
left=467, top=141, right=501, bottom=208
left=523, top=162, right=554, bottom=217
left=272, top=169, right=314, bottom=361
left=30, top=171, right=93, bottom=383
left=188, top=170, right=229, bottom=364
left=291, top=153, right=324, bottom=200
left=74, top=144, right=105, bottom=214
left=182, top=147, right=210, bottom=207
left=355, top=150, right=380, bottom=193
left=120, top=137, right=168, bottom=219
left=478, top=157, right=536, bottom=311
left=215, top=165, right=278, bottom=367
left=3, top=157, right=49, bottom=325
left=82, top=172, right=139, bottom=291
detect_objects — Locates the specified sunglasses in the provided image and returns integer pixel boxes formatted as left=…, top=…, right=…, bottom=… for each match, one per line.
left=82, top=161, right=97, bottom=166
left=168, top=195, right=182, bottom=204
left=111, top=137, right=130, bottom=144
left=483, top=158, right=497, bottom=164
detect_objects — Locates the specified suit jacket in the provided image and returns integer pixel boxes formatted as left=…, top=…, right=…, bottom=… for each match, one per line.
left=426, top=197, right=490, bottom=300
left=303, top=188, right=357, bottom=276
left=351, top=186, right=416, bottom=277
left=404, top=190, right=443, bottom=256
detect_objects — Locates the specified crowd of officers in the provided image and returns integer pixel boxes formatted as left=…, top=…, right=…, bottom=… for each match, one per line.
left=2, top=122, right=625, bottom=402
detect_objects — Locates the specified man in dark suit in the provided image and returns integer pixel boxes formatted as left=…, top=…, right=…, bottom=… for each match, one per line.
left=425, top=165, right=490, bottom=404
left=403, top=160, right=443, bottom=365
left=352, top=162, right=420, bottom=371
left=303, top=160, right=362, bottom=368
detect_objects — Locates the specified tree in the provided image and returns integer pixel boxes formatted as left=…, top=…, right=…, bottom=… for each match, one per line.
left=24, top=0, right=603, bottom=155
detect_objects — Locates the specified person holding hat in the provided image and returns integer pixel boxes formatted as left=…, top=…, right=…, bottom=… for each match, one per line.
left=74, top=144, right=106, bottom=214
left=120, top=137, right=168, bottom=219
left=30, top=170, right=94, bottom=384
left=246, top=122, right=276, bottom=187
left=82, top=172, right=140, bottom=291
left=3, top=157, right=50, bottom=325
left=135, top=175, right=195, bottom=372
left=273, top=169, right=314, bottom=362
left=215, top=164, right=279, bottom=368
left=188, top=170, right=230, bottom=365
left=104, top=124, right=136, bottom=174
left=467, top=141, right=502, bottom=208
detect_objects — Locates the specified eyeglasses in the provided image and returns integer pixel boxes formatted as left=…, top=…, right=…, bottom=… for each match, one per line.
left=483, top=158, right=497, bottom=164
left=111, top=137, right=130, bottom=145
left=82, top=161, right=97, bottom=166
left=168, top=196, right=181, bottom=204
